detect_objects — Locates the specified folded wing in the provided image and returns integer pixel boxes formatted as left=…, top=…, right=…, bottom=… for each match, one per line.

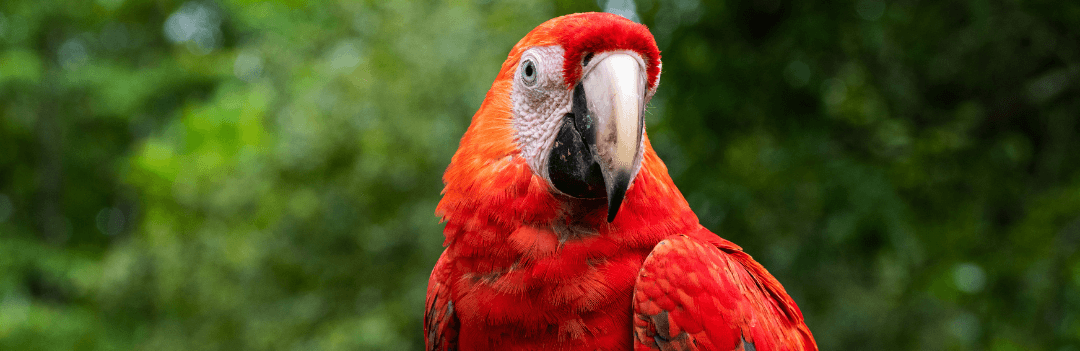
left=633, top=232, right=816, bottom=351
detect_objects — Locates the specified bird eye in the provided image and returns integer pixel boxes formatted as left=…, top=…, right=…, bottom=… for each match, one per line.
left=582, top=53, right=594, bottom=66
left=521, top=59, right=538, bottom=86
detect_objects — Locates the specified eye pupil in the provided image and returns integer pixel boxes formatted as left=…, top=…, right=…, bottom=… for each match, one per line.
left=522, top=59, right=538, bottom=86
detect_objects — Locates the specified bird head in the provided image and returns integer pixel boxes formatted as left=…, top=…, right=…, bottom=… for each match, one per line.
left=445, top=13, right=663, bottom=223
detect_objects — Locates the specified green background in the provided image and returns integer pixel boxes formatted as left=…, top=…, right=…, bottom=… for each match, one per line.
left=1, top=0, right=1079, bottom=349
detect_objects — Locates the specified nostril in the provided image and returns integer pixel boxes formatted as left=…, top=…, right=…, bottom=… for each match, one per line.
left=582, top=52, right=594, bottom=66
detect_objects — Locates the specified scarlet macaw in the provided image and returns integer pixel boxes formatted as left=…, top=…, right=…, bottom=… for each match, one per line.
left=426, top=12, right=817, bottom=351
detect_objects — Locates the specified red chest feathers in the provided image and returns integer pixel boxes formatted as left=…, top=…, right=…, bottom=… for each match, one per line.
left=448, top=223, right=652, bottom=350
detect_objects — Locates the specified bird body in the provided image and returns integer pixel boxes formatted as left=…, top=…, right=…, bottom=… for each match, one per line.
left=427, top=13, right=816, bottom=351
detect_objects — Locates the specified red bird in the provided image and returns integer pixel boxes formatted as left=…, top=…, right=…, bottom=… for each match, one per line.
left=427, top=13, right=817, bottom=351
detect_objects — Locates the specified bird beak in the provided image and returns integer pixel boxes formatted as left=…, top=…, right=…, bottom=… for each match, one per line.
left=580, top=53, right=646, bottom=222
left=545, top=52, right=646, bottom=222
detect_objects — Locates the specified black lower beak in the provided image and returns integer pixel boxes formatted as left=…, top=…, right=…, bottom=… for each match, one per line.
left=605, top=171, right=631, bottom=222
left=547, top=111, right=607, bottom=200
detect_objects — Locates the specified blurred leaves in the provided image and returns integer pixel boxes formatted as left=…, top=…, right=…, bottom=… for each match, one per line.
left=0, top=0, right=1078, bottom=350
left=642, top=0, right=1080, bottom=349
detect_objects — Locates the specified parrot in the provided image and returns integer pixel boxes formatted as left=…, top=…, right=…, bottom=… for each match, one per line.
left=426, top=12, right=817, bottom=351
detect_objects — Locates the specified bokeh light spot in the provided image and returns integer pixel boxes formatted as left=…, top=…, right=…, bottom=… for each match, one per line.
left=953, top=262, right=987, bottom=293
left=234, top=51, right=263, bottom=81
left=58, top=38, right=89, bottom=70
left=163, top=2, right=222, bottom=54
left=328, top=41, right=362, bottom=74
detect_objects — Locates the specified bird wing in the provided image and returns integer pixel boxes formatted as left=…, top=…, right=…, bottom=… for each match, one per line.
left=633, top=232, right=817, bottom=351
left=425, top=249, right=459, bottom=351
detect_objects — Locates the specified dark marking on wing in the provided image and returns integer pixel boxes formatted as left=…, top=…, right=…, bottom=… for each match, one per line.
left=741, top=335, right=756, bottom=351
left=425, top=251, right=459, bottom=351
left=652, top=310, right=672, bottom=341
left=425, top=295, right=459, bottom=351
left=641, top=310, right=693, bottom=351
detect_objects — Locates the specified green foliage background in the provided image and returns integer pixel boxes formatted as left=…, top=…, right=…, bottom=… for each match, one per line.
left=1, top=0, right=1078, bottom=349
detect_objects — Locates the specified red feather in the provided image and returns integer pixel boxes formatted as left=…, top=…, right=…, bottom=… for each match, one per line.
left=547, top=13, right=663, bottom=90
left=427, top=12, right=817, bottom=351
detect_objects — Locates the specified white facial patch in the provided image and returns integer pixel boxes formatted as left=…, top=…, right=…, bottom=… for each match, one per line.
left=511, top=46, right=572, bottom=180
